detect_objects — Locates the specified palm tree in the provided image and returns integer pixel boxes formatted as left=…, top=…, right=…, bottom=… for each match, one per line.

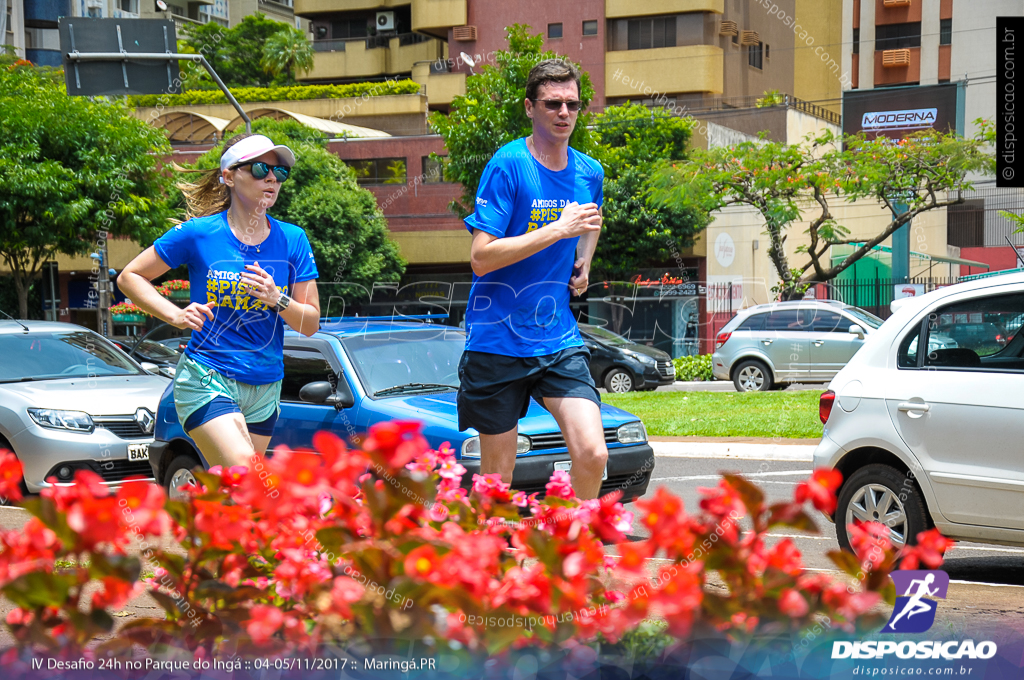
left=261, top=27, right=314, bottom=81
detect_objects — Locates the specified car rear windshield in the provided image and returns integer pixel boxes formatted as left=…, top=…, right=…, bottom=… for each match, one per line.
left=341, top=329, right=466, bottom=395
left=0, top=330, right=142, bottom=382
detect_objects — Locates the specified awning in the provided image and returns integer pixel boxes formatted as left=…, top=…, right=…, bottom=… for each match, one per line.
left=225, top=108, right=392, bottom=139
left=960, top=267, right=1024, bottom=282
left=845, top=243, right=991, bottom=270
left=154, top=111, right=231, bottom=143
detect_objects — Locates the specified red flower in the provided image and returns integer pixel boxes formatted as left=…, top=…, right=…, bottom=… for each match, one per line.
left=0, top=451, right=23, bottom=503
left=899, top=528, right=954, bottom=570
left=471, top=473, right=513, bottom=504
left=246, top=604, right=284, bottom=644
left=194, top=500, right=250, bottom=548
left=91, top=576, right=141, bottom=610
left=404, top=545, right=441, bottom=581
left=652, top=561, right=703, bottom=637
left=778, top=588, right=809, bottom=617
left=766, top=538, right=804, bottom=576
left=115, top=479, right=170, bottom=537
left=795, top=468, right=843, bottom=515
left=364, top=421, right=429, bottom=469
left=545, top=470, right=575, bottom=500
left=66, top=494, right=125, bottom=551
left=847, top=521, right=892, bottom=572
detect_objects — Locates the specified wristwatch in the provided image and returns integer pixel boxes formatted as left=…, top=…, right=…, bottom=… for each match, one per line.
left=275, top=293, right=292, bottom=311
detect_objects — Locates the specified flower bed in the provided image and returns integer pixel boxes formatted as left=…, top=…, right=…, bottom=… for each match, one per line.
left=0, top=424, right=952, bottom=671
left=157, top=280, right=190, bottom=300
left=110, top=302, right=151, bottom=325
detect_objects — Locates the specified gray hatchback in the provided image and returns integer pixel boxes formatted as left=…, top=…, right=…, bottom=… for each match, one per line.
left=711, top=301, right=883, bottom=391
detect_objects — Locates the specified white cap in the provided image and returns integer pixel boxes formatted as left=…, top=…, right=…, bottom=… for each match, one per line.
left=218, top=135, right=296, bottom=184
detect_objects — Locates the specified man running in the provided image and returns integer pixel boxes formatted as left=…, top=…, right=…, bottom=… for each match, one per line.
left=457, top=58, right=607, bottom=500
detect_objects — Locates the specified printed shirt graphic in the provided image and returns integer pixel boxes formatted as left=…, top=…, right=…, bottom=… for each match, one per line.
left=464, top=138, right=604, bottom=357
left=153, top=212, right=319, bottom=385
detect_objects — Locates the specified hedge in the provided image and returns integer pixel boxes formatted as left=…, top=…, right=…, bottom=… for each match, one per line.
left=128, top=80, right=422, bottom=108
left=673, top=354, right=714, bottom=381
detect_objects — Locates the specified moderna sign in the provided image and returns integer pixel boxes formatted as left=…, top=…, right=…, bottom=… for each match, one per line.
left=862, top=108, right=938, bottom=130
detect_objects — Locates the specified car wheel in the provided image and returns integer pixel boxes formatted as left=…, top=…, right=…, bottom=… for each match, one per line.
left=604, top=368, right=634, bottom=393
left=164, top=453, right=202, bottom=501
left=732, top=360, right=773, bottom=392
left=836, top=464, right=931, bottom=551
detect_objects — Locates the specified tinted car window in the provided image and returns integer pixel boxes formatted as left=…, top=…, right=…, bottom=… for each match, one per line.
left=764, top=310, right=802, bottom=331
left=809, top=311, right=846, bottom=333
left=844, top=308, right=883, bottom=330
left=0, top=330, right=141, bottom=382
left=924, top=293, right=1024, bottom=370
left=735, top=314, right=767, bottom=331
left=282, top=349, right=334, bottom=401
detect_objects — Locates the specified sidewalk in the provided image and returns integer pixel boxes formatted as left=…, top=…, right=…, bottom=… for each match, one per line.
left=649, top=436, right=818, bottom=461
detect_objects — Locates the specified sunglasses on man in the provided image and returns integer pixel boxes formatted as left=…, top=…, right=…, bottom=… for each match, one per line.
left=233, top=161, right=291, bottom=182
left=531, top=98, right=583, bottom=112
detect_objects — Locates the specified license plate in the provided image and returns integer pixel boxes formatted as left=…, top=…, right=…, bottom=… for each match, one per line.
left=127, top=443, right=150, bottom=462
left=554, top=460, right=608, bottom=481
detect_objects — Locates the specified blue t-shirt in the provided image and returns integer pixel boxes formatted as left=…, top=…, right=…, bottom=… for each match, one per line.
left=153, top=211, right=319, bottom=385
left=464, top=138, right=604, bottom=357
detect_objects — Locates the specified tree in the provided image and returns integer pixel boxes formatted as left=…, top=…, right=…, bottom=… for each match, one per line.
left=182, top=13, right=294, bottom=88
left=0, top=61, right=173, bottom=318
left=261, top=26, right=314, bottom=83
left=184, top=118, right=405, bottom=292
left=590, top=103, right=710, bottom=280
left=429, top=24, right=598, bottom=218
left=651, top=128, right=993, bottom=300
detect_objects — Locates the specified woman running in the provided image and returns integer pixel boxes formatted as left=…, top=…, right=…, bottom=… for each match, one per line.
left=118, top=133, right=320, bottom=471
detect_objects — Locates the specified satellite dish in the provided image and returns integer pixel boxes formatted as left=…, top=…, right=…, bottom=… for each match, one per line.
left=156, top=0, right=167, bottom=10
left=460, top=52, right=475, bottom=68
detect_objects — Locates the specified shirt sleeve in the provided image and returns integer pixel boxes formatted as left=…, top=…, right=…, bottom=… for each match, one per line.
left=153, top=220, right=195, bottom=269
left=592, top=163, right=605, bottom=209
left=292, top=230, right=319, bottom=283
left=464, top=164, right=515, bottom=238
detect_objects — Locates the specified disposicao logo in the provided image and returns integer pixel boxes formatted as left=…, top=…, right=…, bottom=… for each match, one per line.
left=831, top=570, right=998, bottom=660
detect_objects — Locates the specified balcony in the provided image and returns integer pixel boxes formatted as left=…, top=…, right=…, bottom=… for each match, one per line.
left=605, top=0, right=722, bottom=19
left=411, top=60, right=465, bottom=106
left=24, top=0, right=69, bottom=28
left=605, top=44, right=723, bottom=98
left=294, top=0, right=406, bottom=18
left=303, top=33, right=443, bottom=80
left=411, top=0, right=465, bottom=35
left=26, top=48, right=62, bottom=67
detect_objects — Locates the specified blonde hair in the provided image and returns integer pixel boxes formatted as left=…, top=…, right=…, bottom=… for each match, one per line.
left=174, top=132, right=258, bottom=220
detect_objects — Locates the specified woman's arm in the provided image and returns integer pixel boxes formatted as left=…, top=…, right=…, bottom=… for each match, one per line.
left=116, top=247, right=214, bottom=330
left=279, top=279, right=320, bottom=337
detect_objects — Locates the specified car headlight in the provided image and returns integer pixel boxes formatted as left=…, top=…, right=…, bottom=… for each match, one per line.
left=629, top=352, right=657, bottom=365
left=616, top=421, right=647, bottom=444
left=27, top=408, right=95, bottom=434
left=461, top=435, right=531, bottom=458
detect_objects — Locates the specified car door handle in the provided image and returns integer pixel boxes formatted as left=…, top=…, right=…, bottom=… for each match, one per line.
left=897, top=401, right=931, bottom=413
left=761, top=339, right=774, bottom=346
left=812, top=339, right=825, bottom=346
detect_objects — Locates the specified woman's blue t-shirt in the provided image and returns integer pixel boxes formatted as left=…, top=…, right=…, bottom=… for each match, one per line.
left=153, top=211, right=319, bottom=385
left=464, top=138, right=604, bottom=357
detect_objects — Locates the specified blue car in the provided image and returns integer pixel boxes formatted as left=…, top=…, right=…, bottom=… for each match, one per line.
left=148, top=320, right=655, bottom=502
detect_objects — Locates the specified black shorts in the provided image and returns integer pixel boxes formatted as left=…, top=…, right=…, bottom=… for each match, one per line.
left=457, top=345, right=601, bottom=435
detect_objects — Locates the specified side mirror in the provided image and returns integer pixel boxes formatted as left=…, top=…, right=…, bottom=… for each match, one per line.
left=139, top=361, right=160, bottom=374
left=848, top=324, right=865, bottom=340
left=299, top=380, right=355, bottom=409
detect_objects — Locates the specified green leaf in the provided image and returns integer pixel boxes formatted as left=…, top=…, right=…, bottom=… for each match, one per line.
left=2, top=571, right=75, bottom=609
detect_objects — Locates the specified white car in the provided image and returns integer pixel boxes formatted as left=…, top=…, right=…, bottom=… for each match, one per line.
left=814, top=272, right=1024, bottom=551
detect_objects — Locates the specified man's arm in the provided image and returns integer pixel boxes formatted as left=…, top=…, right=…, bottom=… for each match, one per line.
left=470, top=202, right=601, bottom=277
left=569, top=206, right=602, bottom=297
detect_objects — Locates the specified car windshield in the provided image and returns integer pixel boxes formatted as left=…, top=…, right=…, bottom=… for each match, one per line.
left=843, top=308, right=884, bottom=330
left=0, top=330, right=142, bottom=382
left=580, top=324, right=631, bottom=346
left=341, top=329, right=465, bottom=396
left=133, top=339, right=180, bottom=361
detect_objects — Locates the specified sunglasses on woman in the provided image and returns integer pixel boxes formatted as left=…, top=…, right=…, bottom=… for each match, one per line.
left=234, top=161, right=291, bottom=182
left=532, top=98, right=583, bottom=112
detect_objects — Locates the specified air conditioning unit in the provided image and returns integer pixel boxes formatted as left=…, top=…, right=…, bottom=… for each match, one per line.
left=453, top=25, right=477, bottom=41
left=882, top=48, right=911, bottom=67
left=376, top=11, right=395, bottom=32
left=719, top=20, right=738, bottom=36
left=883, top=0, right=911, bottom=6
left=740, top=30, right=760, bottom=46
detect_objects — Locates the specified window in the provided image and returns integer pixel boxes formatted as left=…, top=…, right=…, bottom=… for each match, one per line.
left=331, top=18, right=367, bottom=39
left=627, top=16, right=676, bottom=50
left=764, top=310, right=802, bottom=331
left=947, top=199, right=985, bottom=248
left=898, top=320, right=925, bottom=368
left=809, top=311, right=846, bottom=333
left=922, top=293, right=1024, bottom=370
left=852, top=27, right=859, bottom=55
left=348, top=158, right=406, bottom=185
left=582, top=20, right=598, bottom=36
left=422, top=155, right=448, bottom=183
left=119, top=0, right=139, bottom=13
left=747, top=41, right=763, bottom=69
left=735, top=314, right=767, bottom=332
left=874, top=22, right=921, bottom=50
left=87, top=6, right=102, bottom=16
left=765, top=43, right=770, bottom=59
left=282, top=349, right=334, bottom=402
left=548, top=23, right=562, bottom=39
left=939, top=18, right=952, bottom=45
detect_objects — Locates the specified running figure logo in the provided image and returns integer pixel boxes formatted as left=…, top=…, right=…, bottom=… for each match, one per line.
left=884, top=570, right=949, bottom=633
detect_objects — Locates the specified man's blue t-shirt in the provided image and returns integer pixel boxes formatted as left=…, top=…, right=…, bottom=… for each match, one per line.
left=153, top=211, right=319, bottom=385
left=464, top=138, right=604, bottom=357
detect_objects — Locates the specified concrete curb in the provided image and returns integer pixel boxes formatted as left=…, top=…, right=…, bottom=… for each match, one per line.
left=651, top=441, right=816, bottom=461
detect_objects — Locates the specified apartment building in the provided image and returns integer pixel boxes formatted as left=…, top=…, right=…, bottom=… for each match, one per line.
left=2, top=0, right=66, bottom=66
left=841, top=0, right=1024, bottom=273
left=293, top=0, right=842, bottom=114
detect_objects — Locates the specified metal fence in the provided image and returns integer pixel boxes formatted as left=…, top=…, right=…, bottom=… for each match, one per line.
left=823, top=277, right=957, bottom=319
